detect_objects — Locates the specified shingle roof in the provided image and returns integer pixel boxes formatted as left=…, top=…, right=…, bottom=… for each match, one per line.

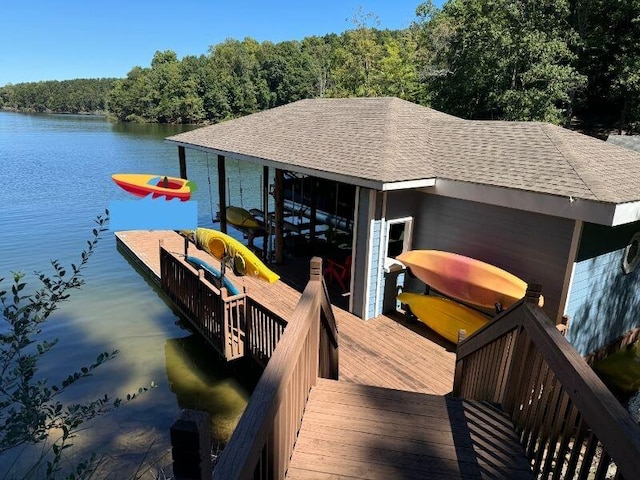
left=167, top=97, right=640, bottom=204
left=607, top=135, right=640, bottom=153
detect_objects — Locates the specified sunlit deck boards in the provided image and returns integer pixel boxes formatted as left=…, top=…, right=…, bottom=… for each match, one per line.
left=114, top=230, right=455, bottom=394
left=287, top=379, right=532, bottom=480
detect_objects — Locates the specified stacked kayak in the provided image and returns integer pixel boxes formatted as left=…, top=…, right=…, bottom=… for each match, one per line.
left=194, top=228, right=279, bottom=284
left=397, top=250, right=542, bottom=344
left=397, top=250, right=543, bottom=313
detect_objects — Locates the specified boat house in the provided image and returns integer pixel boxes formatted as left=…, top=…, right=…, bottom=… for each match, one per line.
left=167, top=97, right=640, bottom=357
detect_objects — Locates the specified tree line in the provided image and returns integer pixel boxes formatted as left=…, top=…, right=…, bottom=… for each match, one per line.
left=1, top=0, right=638, bottom=133
left=0, top=78, right=115, bottom=114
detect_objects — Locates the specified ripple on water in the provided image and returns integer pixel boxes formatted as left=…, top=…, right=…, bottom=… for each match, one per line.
left=0, top=112, right=260, bottom=477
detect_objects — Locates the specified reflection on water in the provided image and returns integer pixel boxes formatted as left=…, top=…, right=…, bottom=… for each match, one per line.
left=165, top=335, right=252, bottom=442
left=0, top=111, right=264, bottom=477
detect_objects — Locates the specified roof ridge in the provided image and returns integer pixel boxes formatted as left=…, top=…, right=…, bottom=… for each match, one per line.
left=380, top=99, right=400, bottom=178
left=540, top=124, right=599, bottom=200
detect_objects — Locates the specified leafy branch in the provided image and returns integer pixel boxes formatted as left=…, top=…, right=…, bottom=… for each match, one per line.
left=0, top=210, right=155, bottom=479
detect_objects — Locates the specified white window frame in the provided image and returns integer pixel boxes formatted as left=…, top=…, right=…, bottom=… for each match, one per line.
left=384, top=216, right=413, bottom=273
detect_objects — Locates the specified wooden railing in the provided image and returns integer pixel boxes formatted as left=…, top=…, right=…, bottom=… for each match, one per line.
left=160, top=247, right=246, bottom=360
left=454, top=287, right=640, bottom=479
left=213, top=257, right=339, bottom=480
left=246, top=297, right=288, bottom=367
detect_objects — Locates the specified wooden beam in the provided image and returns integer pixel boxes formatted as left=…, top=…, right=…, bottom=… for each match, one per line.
left=263, top=166, right=269, bottom=261
left=178, top=146, right=187, bottom=179
left=218, top=155, right=227, bottom=234
left=309, top=177, right=317, bottom=242
left=274, top=169, right=284, bottom=264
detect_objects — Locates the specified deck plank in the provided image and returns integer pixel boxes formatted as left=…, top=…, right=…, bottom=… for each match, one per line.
left=115, top=230, right=456, bottom=394
left=287, top=379, right=533, bottom=480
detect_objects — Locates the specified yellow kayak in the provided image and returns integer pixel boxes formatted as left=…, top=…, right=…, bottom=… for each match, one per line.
left=194, top=228, right=279, bottom=284
left=226, top=206, right=260, bottom=229
left=397, top=292, right=489, bottom=344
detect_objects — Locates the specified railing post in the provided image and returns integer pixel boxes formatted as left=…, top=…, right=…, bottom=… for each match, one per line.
left=309, top=257, right=321, bottom=386
left=171, top=409, right=212, bottom=480
left=457, top=329, right=467, bottom=343
left=310, top=256, right=322, bottom=282
left=525, top=283, right=543, bottom=304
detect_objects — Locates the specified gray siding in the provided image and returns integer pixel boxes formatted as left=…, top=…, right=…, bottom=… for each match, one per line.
left=407, top=193, right=575, bottom=319
left=351, top=188, right=385, bottom=319
left=565, top=221, right=640, bottom=355
left=386, top=190, right=424, bottom=220
left=351, top=187, right=372, bottom=318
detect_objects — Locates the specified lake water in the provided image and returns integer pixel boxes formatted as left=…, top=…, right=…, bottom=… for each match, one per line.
left=0, top=112, right=265, bottom=476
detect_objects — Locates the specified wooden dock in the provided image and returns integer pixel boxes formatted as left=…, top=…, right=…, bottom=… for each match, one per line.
left=116, top=230, right=640, bottom=480
left=115, top=230, right=455, bottom=394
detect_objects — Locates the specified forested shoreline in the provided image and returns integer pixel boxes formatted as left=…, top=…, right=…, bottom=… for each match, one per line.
left=1, top=0, right=638, bottom=135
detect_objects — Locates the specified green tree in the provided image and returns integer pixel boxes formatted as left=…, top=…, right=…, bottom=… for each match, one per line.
left=301, top=35, right=336, bottom=97
left=330, top=8, right=384, bottom=97
left=416, top=0, right=585, bottom=124
left=0, top=79, right=114, bottom=114
left=571, top=0, right=640, bottom=133
left=259, top=40, right=317, bottom=107
left=208, top=38, right=271, bottom=118
left=108, top=51, right=205, bottom=124
left=376, top=31, right=420, bottom=101
left=0, top=212, right=151, bottom=478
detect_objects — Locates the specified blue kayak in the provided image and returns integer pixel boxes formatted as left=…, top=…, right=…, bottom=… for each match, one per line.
left=185, top=255, right=240, bottom=296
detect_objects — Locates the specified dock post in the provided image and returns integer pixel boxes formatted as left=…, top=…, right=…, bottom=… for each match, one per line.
left=274, top=169, right=284, bottom=263
left=178, top=146, right=187, bottom=179
left=218, top=155, right=227, bottom=234
left=170, top=409, right=211, bottom=480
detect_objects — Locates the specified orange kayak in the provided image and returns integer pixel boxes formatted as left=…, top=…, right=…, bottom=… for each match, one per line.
left=112, top=173, right=195, bottom=201
left=396, top=250, right=543, bottom=312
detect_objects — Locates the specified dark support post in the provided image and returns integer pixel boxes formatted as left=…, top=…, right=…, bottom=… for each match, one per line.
left=263, top=166, right=269, bottom=261
left=179, top=146, right=190, bottom=254
left=274, top=169, right=284, bottom=264
left=525, top=283, right=543, bottom=304
left=309, top=177, right=317, bottom=242
left=170, top=409, right=212, bottom=480
left=179, top=146, right=187, bottom=179
left=217, top=155, right=227, bottom=234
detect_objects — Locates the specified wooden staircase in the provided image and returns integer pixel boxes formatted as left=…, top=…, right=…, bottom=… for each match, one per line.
left=287, top=379, right=532, bottom=480
left=212, top=260, right=640, bottom=480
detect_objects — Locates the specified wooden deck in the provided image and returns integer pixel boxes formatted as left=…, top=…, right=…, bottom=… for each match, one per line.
left=115, top=230, right=455, bottom=395
left=287, top=379, right=532, bottom=480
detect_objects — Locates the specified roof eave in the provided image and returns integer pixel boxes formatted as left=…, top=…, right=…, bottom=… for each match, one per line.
left=421, top=178, right=638, bottom=227
left=167, top=139, right=391, bottom=191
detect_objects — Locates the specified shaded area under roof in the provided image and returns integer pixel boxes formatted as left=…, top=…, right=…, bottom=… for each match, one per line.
left=167, top=97, right=640, bottom=205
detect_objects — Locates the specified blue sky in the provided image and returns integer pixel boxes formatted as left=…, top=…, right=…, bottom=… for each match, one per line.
left=0, top=1, right=439, bottom=87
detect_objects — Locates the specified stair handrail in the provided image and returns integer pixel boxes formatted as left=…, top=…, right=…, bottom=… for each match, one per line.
left=213, top=257, right=338, bottom=480
left=454, top=287, right=640, bottom=478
